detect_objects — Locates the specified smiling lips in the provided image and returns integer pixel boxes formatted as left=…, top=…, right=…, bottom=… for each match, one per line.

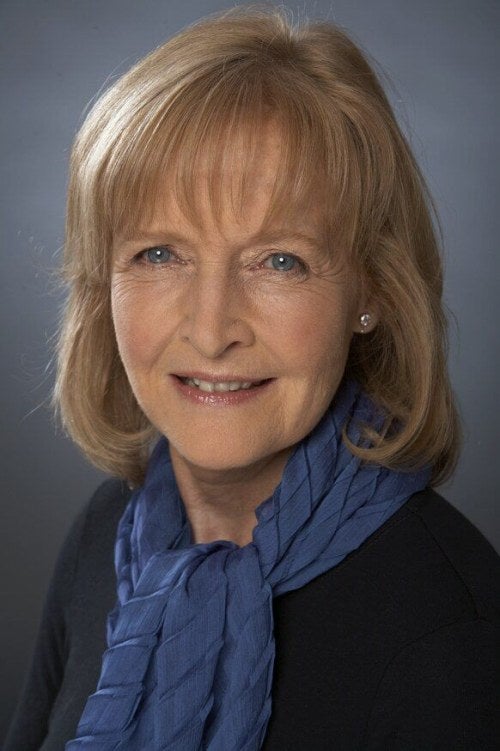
left=173, top=373, right=272, bottom=400
left=179, top=376, right=264, bottom=392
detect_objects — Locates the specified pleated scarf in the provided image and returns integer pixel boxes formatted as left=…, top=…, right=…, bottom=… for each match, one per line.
left=67, top=380, right=430, bottom=749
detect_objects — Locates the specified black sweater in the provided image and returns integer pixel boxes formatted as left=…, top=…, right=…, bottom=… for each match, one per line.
left=5, top=482, right=500, bottom=750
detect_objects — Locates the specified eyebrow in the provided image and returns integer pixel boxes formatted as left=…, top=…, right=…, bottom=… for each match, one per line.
left=115, top=228, right=323, bottom=251
left=246, top=230, right=322, bottom=249
left=114, top=229, right=189, bottom=248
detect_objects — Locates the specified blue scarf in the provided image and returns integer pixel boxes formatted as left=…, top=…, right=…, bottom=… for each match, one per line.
left=67, top=380, right=430, bottom=749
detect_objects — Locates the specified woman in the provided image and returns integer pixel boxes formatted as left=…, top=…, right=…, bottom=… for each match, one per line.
left=5, top=6, right=499, bottom=750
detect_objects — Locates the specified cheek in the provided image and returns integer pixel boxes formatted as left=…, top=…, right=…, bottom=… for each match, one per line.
left=111, top=280, right=170, bottom=368
left=268, top=291, right=355, bottom=375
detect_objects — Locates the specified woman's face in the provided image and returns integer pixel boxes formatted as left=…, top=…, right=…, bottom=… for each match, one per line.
left=111, top=125, right=366, bottom=475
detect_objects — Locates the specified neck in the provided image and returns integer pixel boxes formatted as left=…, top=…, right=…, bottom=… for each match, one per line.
left=169, top=447, right=292, bottom=547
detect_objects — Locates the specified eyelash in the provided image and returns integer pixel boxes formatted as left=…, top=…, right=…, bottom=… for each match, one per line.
left=136, top=246, right=176, bottom=265
left=262, top=253, right=307, bottom=274
left=135, top=245, right=308, bottom=275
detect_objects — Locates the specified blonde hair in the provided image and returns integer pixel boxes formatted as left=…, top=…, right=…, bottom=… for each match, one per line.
left=54, top=5, right=460, bottom=486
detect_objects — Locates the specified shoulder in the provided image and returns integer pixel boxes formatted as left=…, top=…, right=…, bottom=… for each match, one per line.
left=82, top=477, right=133, bottom=528
left=56, top=478, right=132, bottom=570
left=49, top=478, right=132, bottom=625
left=269, top=489, right=500, bottom=748
left=40, top=479, right=131, bottom=616
left=68, top=478, right=133, bottom=586
left=60, top=478, right=132, bottom=554
left=78, top=478, right=133, bottom=543
left=401, top=488, right=500, bottom=623
left=274, top=487, right=500, bottom=648
left=358, top=487, right=500, bottom=627
left=2, top=480, right=132, bottom=751
left=44, top=480, right=132, bottom=729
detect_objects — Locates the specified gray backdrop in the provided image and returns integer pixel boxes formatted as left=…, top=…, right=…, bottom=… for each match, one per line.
left=1, top=0, right=499, bottom=740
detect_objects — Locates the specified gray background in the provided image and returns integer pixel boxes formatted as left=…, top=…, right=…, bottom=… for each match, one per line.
left=1, top=0, right=499, bottom=740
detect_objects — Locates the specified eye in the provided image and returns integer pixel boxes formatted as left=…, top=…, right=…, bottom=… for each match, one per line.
left=140, top=245, right=173, bottom=264
left=264, top=253, right=303, bottom=273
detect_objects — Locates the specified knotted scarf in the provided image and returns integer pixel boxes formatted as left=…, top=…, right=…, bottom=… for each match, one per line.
left=67, top=380, right=430, bottom=749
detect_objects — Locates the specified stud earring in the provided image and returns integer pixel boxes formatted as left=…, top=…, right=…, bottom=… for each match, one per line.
left=359, top=312, right=372, bottom=332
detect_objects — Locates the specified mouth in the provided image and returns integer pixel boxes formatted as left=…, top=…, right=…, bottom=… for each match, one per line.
left=176, top=376, right=268, bottom=393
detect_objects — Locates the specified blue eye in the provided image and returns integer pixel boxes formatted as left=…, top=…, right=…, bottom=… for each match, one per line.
left=144, top=246, right=172, bottom=264
left=267, top=253, right=299, bottom=272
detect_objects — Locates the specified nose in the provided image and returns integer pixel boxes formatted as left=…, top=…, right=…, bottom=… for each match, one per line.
left=179, top=266, right=255, bottom=359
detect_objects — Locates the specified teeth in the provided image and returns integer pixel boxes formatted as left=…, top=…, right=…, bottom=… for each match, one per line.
left=183, top=378, right=257, bottom=392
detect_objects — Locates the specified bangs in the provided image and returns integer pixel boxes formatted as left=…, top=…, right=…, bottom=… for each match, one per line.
left=68, top=16, right=395, bottom=287
left=95, top=63, right=363, bottom=258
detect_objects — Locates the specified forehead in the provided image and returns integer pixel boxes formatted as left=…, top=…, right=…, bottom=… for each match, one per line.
left=112, top=118, right=328, bottom=245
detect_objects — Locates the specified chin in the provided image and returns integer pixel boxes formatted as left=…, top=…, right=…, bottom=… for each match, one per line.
left=173, top=445, right=263, bottom=473
left=167, top=429, right=284, bottom=474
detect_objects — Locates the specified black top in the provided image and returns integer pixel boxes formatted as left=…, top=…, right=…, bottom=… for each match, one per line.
left=5, top=482, right=500, bottom=750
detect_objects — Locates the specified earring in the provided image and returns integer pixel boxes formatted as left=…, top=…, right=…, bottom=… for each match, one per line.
left=359, top=312, right=372, bottom=332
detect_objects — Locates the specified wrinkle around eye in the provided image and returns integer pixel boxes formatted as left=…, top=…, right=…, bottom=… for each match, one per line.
left=111, top=247, right=185, bottom=279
